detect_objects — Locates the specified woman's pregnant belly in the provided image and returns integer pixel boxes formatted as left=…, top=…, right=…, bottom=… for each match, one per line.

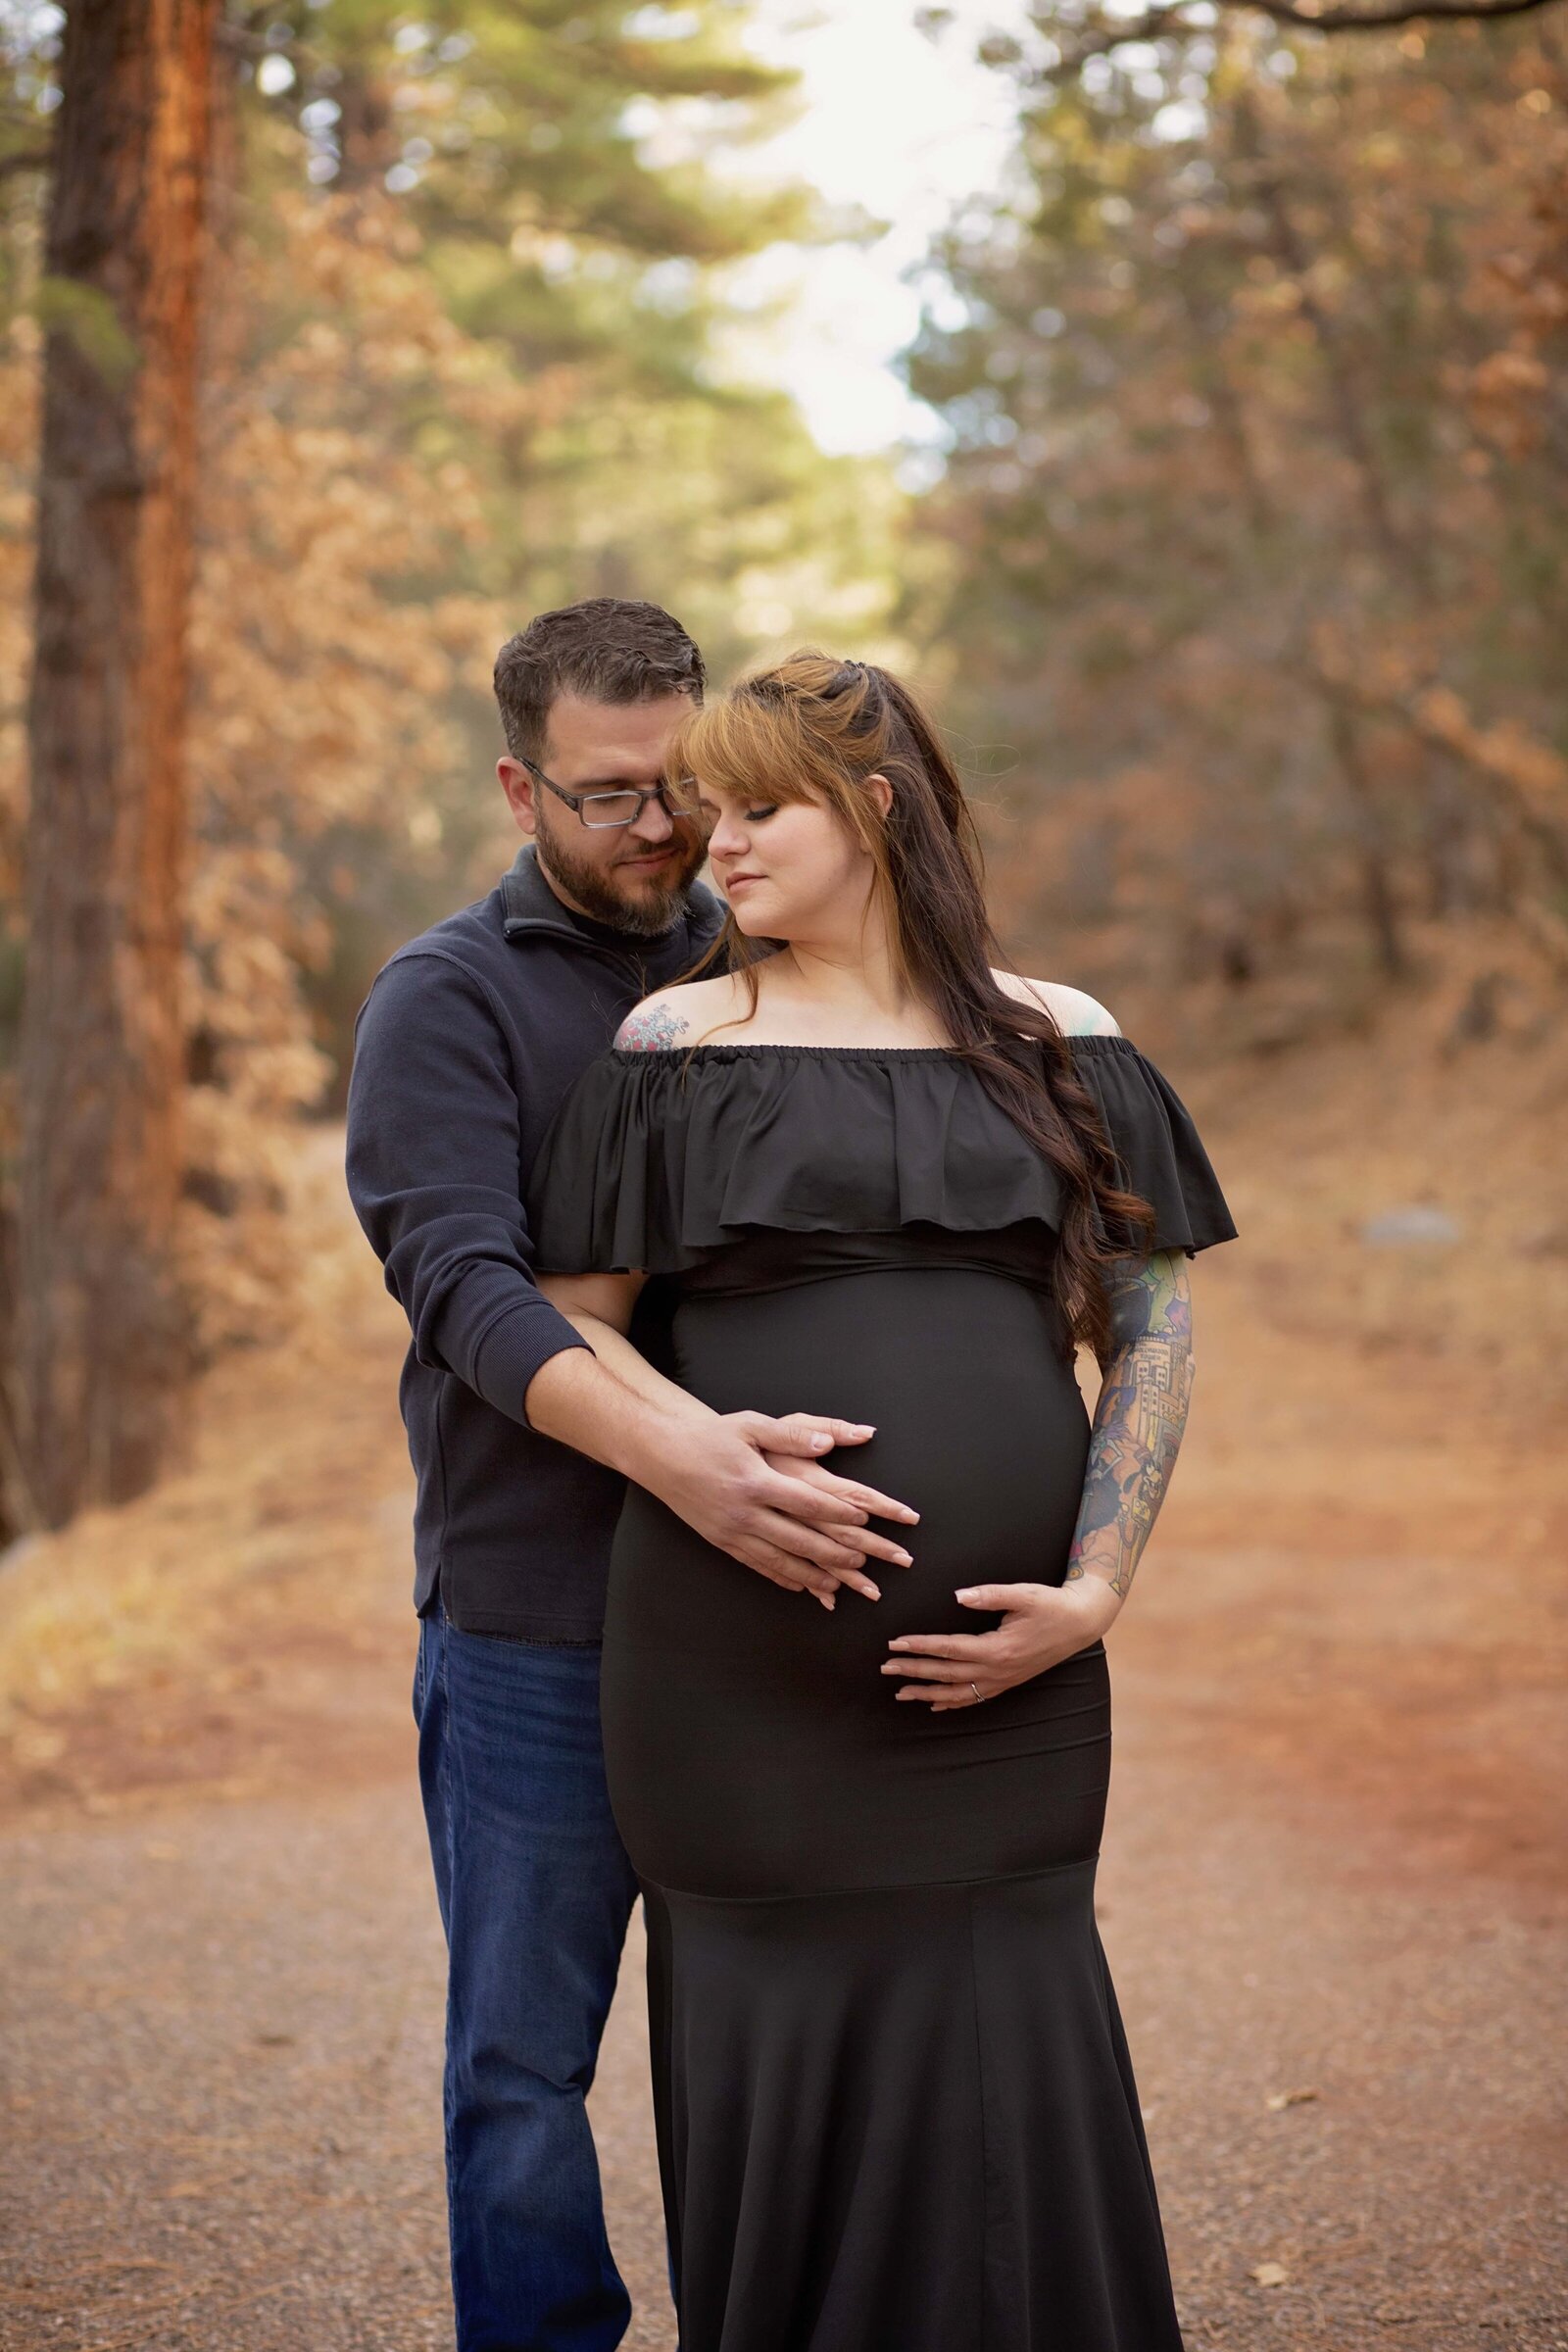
left=634, top=1266, right=1090, bottom=1668
left=603, top=1267, right=1112, bottom=1898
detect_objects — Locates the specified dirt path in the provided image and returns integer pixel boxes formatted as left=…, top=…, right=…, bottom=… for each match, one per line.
left=3, top=1612, right=1564, bottom=2352
left=2, top=1089, right=1566, bottom=2349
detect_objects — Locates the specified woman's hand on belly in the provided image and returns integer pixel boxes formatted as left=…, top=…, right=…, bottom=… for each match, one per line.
left=882, top=1577, right=1122, bottom=1709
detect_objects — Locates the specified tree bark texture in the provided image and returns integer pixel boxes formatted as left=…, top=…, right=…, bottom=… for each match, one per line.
left=18, top=0, right=218, bottom=1527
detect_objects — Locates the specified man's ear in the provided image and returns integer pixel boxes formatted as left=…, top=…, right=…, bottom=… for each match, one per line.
left=498, top=757, right=537, bottom=834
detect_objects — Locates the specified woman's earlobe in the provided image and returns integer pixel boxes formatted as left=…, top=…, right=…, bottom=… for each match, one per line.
left=866, top=770, right=894, bottom=819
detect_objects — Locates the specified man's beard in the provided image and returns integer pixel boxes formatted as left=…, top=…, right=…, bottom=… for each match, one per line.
left=534, top=809, right=706, bottom=938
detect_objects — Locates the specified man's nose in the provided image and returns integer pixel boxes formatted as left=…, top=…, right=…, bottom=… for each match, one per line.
left=629, top=793, right=678, bottom=845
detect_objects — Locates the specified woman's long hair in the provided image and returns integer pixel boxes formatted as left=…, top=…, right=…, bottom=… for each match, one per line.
left=664, top=649, right=1155, bottom=1360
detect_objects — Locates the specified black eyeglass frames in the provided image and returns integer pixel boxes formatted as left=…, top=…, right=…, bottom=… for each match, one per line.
left=519, top=759, right=703, bottom=830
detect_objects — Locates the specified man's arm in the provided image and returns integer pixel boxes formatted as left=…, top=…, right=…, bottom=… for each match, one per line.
left=345, top=951, right=597, bottom=1422
left=882, top=1250, right=1195, bottom=1706
left=525, top=1273, right=919, bottom=1608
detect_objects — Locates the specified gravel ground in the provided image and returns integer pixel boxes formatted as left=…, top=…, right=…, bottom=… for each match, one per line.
left=2, top=1636, right=1563, bottom=2352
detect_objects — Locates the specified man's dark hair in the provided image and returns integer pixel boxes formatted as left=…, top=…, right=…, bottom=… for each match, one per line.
left=493, top=598, right=706, bottom=763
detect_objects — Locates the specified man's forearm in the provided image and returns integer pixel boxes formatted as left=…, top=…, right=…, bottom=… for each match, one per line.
left=1065, top=1251, right=1195, bottom=1601
left=523, top=1316, right=711, bottom=1490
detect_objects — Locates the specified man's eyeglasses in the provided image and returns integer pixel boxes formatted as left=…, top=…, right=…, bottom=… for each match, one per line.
left=519, top=758, right=703, bottom=831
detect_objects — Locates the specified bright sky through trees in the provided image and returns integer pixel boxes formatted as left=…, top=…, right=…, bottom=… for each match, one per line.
left=716, top=0, right=1030, bottom=455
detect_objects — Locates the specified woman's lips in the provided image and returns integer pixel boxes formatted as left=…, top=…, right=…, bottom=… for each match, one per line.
left=725, top=873, right=764, bottom=893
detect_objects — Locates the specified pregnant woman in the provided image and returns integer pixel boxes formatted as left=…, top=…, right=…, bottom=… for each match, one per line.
left=524, top=651, right=1238, bottom=2351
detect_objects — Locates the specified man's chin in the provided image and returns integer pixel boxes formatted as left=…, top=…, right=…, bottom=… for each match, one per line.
left=537, top=834, right=703, bottom=935
left=613, top=873, right=698, bottom=936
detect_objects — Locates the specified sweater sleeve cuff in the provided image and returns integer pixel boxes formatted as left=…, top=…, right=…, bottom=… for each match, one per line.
left=471, top=1298, right=595, bottom=1430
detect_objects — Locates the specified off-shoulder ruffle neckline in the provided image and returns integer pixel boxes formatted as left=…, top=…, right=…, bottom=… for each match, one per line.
left=609, top=1034, right=1140, bottom=1065
left=527, top=1029, right=1237, bottom=1274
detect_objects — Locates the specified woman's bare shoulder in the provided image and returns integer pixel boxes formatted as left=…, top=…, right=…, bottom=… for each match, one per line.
left=612, top=971, right=751, bottom=1053
left=991, top=969, right=1122, bottom=1038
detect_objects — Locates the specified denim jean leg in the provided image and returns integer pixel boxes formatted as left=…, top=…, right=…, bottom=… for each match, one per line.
left=416, top=1606, right=641, bottom=2352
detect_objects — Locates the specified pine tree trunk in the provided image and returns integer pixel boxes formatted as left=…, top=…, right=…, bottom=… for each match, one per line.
left=17, top=0, right=218, bottom=1528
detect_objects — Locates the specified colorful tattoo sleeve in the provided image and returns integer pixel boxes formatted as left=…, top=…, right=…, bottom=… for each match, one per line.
left=1065, top=1250, right=1195, bottom=1602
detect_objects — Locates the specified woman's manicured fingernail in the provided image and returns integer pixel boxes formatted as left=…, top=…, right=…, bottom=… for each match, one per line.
left=810, top=1433, right=831, bottom=1449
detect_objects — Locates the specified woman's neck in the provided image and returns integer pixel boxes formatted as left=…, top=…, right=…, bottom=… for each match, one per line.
left=747, top=944, right=948, bottom=1047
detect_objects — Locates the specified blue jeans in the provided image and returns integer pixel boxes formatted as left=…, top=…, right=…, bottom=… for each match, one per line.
left=416, top=1602, right=642, bottom=2352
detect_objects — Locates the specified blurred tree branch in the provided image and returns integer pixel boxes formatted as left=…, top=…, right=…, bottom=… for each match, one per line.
left=1007, top=0, right=1567, bottom=77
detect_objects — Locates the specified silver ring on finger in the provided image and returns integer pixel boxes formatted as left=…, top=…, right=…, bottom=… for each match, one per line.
left=970, top=1682, right=983, bottom=1704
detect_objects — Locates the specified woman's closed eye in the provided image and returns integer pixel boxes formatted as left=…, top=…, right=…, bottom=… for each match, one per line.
left=743, top=806, right=778, bottom=824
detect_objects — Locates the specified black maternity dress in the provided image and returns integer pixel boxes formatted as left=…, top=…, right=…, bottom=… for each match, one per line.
left=525, top=1037, right=1238, bottom=2352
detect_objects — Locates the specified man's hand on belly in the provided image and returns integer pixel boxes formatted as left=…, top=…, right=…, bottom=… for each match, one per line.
left=881, top=1578, right=1121, bottom=1708
left=641, top=1410, right=920, bottom=1611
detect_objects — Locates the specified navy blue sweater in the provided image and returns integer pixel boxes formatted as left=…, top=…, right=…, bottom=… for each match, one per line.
left=345, top=843, right=729, bottom=1640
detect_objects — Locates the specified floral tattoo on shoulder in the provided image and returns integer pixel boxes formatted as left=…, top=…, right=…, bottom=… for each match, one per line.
left=615, top=1002, right=691, bottom=1053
